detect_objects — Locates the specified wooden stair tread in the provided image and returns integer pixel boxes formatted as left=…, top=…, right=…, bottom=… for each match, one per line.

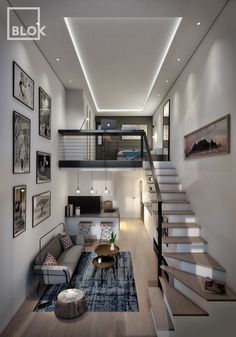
left=161, top=266, right=236, bottom=302
left=148, top=287, right=174, bottom=331
left=161, top=190, right=186, bottom=194
left=162, top=223, right=200, bottom=229
left=163, top=252, right=225, bottom=272
left=162, top=236, right=207, bottom=244
left=162, top=210, right=195, bottom=215
left=158, top=200, right=190, bottom=204
left=159, top=277, right=208, bottom=316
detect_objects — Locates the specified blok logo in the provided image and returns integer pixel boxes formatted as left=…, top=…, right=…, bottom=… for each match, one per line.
left=7, top=7, right=46, bottom=40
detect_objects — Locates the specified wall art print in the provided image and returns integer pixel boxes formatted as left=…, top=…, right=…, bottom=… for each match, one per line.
left=13, top=111, right=31, bottom=174
left=39, top=87, right=51, bottom=139
left=32, top=191, right=51, bottom=227
left=13, top=185, right=26, bottom=238
left=36, top=151, right=51, bottom=184
left=13, top=61, right=34, bottom=110
left=184, top=114, right=230, bottom=159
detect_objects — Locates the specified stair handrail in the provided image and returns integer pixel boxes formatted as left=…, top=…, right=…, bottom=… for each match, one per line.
left=143, top=133, right=163, bottom=287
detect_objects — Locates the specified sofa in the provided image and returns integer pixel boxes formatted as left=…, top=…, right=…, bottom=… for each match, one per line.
left=34, top=234, right=83, bottom=285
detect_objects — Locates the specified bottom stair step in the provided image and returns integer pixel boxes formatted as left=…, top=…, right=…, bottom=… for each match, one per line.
left=159, top=277, right=208, bottom=316
left=148, top=287, right=174, bottom=332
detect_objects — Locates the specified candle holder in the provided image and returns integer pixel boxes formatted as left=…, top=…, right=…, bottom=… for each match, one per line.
left=98, top=257, right=102, bottom=264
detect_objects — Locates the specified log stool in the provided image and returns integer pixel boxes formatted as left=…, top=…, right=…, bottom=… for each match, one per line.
left=78, top=221, right=93, bottom=246
left=99, top=221, right=114, bottom=244
left=55, top=288, right=87, bottom=319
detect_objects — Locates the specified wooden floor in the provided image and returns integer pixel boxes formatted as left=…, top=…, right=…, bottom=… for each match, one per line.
left=1, top=219, right=157, bottom=337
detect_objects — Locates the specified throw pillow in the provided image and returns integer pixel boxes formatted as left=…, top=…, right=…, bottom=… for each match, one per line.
left=43, top=253, right=57, bottom=266
left=61, top=235, right=73, bottom=250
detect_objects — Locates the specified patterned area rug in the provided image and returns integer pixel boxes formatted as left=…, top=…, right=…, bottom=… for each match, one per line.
left=34, top=252, right=139, bottom=312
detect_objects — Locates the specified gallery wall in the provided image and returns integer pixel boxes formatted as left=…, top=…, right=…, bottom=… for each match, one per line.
left=0, top=1, right=68, bottom=333
left=153, top=0, right=236, bottom=290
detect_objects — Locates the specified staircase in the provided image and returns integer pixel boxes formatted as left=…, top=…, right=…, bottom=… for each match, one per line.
left=145, top=161, right=236, bottom=337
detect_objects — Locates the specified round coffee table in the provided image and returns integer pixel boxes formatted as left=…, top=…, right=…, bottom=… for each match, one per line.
left=92, top=256, right=115, bottom=279
left=55, top=288, right=87, bottom=319
left=94, top=244, right=119, bottom=257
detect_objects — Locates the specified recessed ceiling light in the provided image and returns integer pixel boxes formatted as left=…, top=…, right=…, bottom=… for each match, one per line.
left=69, top=80, right=72, bottom=83
left=157, top=94, right=161, bottom=97
left=197, top=22, right=201, bottom=26
left=177, top=58, right=181, bottom=62
left=165, top=80, right=169, bottom=83
left=56, top=58, right=60, bottom=61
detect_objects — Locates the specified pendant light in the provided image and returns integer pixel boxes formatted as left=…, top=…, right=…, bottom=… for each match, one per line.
left=90, top=171, right=95, bottom=194
left=104, top=169, right=108, bottom=194
left=76, top=171, right=80, bottom=193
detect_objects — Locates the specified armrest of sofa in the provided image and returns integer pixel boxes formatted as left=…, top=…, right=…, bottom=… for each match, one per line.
left=34, top=265, right=71, bottom=285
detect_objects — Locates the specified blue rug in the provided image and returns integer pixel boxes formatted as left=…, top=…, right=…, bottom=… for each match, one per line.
left=34, top=252, right=139, bottom=312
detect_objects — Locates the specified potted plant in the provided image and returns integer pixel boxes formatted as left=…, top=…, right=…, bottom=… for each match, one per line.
left=109, top=231, right=117, bottom=250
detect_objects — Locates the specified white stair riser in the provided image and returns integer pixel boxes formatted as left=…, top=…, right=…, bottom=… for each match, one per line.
left=162, top=243, right=207, bottom=253
left=161, top=193, right=186, bottom=200
left=164, top=257, right=226, bottom=282
left=173, top=278, right=208, bottom=312
left=153, top=161, right=174, bottom=168
left=151, top=309, right=175, bottom=337
left=165, top=228, right=200, bottom=237
left=157, top=176, right=179, bottom=184
left=160, top=184, right=183, bottom=191
left=165, top=215, right=196, bottom=223
left=162, top=203, right=191, bottom=211
left=155, top=168, right=176, bottom=175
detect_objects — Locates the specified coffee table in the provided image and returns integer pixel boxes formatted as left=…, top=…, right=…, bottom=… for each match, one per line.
left=92, top=256, right=115, bottom=279
left=94, top=243, right=119, bottom=257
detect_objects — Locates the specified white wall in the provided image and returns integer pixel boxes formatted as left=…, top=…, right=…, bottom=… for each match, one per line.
left=66, top=89, right=84, bottom=129
left=0, top=1, right=67, bottom=333
left=153, top=0, right=236, bottom=290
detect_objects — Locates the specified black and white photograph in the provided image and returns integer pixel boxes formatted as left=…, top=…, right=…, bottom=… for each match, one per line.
left=39, top=87, right=51, bottom=139
left=36, top=151, right=51, bottom=184
left=32, top=191, right=51, bottom=227
left=13, top=111, right=31, bottom=174
left=13, top=185, right=26, bottom=238
left=13, top=61, right=34, bottom=110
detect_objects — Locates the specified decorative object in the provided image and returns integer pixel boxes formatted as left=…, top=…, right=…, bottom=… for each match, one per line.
left=13, top=61, right=34, bottom=110
left=32, top=191, right=51, bottom=227
left=75, top=206, right=80, bottom=216
left=55, top=288, right=87, bottom=319
left=184, top=114, right=230, bottom=159
left=39, top=87, right=51, bottom=139
left=36, top=151, right=51, bottom=184
left=43, top=253, right=57, bottom=266
left=109, top=231, right=117, bottom=250
left=60, top=235, right=73, bottom=250
left=34, top=252, right=139, bottom=312
left=121, top=124, right=147, bottom=140
left=163, top=100, right=170, bottom=160
left=13, top=185, right=26, bottom=238
left=13, top=111, right=30, bottom=174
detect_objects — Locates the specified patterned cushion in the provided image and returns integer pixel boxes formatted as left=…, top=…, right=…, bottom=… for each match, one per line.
left=60, top=235, right=73, bottom=250
left=43, top=253, right=57, bottom=266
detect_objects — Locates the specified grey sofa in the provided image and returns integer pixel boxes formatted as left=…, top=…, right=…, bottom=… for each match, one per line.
left=34, top=234, right=83, bottom=285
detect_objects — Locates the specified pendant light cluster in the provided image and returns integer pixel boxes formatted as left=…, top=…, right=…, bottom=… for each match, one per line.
left=76, top=170, right=111, bottom=194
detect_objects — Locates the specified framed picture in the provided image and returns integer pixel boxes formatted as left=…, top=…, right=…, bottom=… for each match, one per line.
left=184, top=114, right=230, bottom=159
left=32, top=191, right=51, bottom=227
left=13, top=61, right=34, bottom=110
left=39, top=87, right=51, bottom=139
left=121, top=124, right=147, bottom=140
left=13, top=111, right=31, bottom=174
left=36, top=151, right=51, bottom=184
left=13, top=185, right=26, bottom=238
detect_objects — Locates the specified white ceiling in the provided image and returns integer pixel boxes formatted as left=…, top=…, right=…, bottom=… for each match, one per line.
left=9, top=0, right=227, bottom=116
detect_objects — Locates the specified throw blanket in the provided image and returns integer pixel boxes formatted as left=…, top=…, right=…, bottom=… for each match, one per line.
left=123, top=150, right=141, bottom=160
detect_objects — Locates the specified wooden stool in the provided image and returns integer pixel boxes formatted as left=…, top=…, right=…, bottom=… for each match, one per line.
left=78, top=221, right=93, bottom=246
left=55, top=288, right=87, bottom=319
left=100, top=221, right=114, bottom=244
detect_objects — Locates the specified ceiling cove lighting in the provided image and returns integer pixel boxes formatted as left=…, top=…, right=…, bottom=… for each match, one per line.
left=64, top=17, right=182, bottom=112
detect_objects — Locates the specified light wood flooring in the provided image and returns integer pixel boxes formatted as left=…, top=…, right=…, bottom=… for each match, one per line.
left=1, top=219, right=157, bottom=337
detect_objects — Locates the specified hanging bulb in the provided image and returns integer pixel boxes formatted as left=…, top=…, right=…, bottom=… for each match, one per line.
left=76, top=187, right=80, bottom=194
left=90, top=187, right=95, bottom=194
left=104, top=186, right=108, bottom=194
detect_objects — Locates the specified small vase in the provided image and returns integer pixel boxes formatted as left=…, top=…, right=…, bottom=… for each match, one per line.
left=110, top=243, right=115, bottom=250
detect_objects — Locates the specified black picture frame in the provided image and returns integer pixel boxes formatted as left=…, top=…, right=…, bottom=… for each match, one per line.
left=184, top=114, right=230, bottom=159
left=39, top=87, right=51, bottom=139
left=32, top=191, right=51, bottom=227
left=13, top=61, right=34, bottom=110
left=163, top=100, right=170, bottom=161
left=13, top=111, right=31, bottom=174
left=13, top=185, right=26, bottom=238
left=36, top=151, right=51, bottom=184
